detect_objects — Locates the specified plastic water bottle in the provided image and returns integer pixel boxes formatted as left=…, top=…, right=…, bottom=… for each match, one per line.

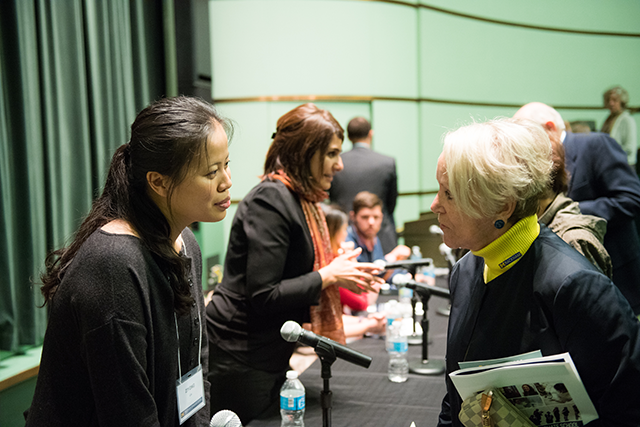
left=411, top=245, right=426, bottom=282
left=423, top=259, right=436, bottom=286
left=387, top=319, right=409, bottom=383
left=280, top=370, right=305, bottom=427
left=397, top=283, right=414, bottom=337
left=385, top=300, right=400, bottom=351
left=398, top=283, right=413, bottom=308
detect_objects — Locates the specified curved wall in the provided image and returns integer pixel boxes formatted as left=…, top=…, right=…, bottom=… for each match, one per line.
left=201, top=0, right=640, bottom=262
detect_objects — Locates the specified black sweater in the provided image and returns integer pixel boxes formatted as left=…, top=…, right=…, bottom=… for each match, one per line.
left=26, top=228, right=210, bottom=427
left=438, top=227, right=640, bottom=426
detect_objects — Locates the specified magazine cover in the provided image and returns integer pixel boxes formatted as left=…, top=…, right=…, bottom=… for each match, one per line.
left=450, top=352, right=598, bottom=426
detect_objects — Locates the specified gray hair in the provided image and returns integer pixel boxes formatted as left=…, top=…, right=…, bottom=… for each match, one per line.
left=603, top=86, right=629, bottom=108
left=442, top=118, right=553, bottom=222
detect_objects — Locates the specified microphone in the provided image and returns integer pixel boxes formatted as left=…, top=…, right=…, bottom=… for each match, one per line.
left=374, top=258, right=433, bottom=270
left=210, top=410, right=242, bottom=427
left=429, top=224, right=443, bottom=235
left=392, top=275, right=451, bottom=299
left=439, top=243, right=457, bottom=267
left=280, top=321, right=372, bottom=368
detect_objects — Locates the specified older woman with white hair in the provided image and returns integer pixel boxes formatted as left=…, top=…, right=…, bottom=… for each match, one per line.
left=434, top=118, right=640, bottom=426
left=602, top=86, right=637, bottom=167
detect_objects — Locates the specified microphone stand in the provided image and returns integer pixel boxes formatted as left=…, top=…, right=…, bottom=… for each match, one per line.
left=405, top=284, right=445, bottom=375
left=314, top=340, right=337, bottom=427
left=402, top=265, right=423, bottom=346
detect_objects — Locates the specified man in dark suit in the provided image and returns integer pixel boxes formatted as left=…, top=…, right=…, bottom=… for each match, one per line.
left=329, top=117, right=398, bottom=254
left=515, top=102, right=640, bottom=314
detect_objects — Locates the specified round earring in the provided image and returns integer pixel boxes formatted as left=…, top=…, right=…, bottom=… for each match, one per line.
left=494, top=219, right=505, bottom=229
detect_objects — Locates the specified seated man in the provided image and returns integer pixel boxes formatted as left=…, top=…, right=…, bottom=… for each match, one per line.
left=341, top=192, right=410, bottom=314
left=347, top=191, right=410, bottom=265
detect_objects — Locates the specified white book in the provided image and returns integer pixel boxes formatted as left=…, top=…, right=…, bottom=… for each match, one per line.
left=450, top=352, right=598, bottom=426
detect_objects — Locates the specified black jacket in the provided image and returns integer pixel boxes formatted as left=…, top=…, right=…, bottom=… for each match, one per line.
left=564, top=131, right=640, bottom=313
left=438, top=226, right=640, bottom=427
left=206, top=180, right=322, bottom=373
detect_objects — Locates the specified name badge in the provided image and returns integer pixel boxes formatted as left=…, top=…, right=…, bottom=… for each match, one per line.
left=176, top=364, right=205, bottom=424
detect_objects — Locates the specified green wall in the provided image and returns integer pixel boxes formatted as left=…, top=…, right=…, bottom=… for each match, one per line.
left=200, top=0, right=640, bottom=267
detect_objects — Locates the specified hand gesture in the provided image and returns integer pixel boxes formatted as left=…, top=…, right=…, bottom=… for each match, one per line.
left=319, top=247, right=384, bottom=293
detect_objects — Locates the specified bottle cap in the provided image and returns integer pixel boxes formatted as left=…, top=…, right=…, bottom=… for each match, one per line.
left=286, top=370, right=299, bottom=379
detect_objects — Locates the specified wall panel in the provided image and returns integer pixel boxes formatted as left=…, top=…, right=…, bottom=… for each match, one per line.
left=419, top=8, right=640, bottom=106
left=210, top=0, right=418, bottom=99
left=420, top=0, right=640, bottom=34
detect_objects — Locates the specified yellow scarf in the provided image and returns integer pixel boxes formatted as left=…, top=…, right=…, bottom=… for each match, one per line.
left=472, top=215, right=539, bottom=283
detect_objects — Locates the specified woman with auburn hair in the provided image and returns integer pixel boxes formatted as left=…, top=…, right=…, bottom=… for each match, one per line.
left=26, top=96, right=233, bottom=426
left=434, top=118, right=640, bottom=426
left=206, top=103, right=382, bottom=424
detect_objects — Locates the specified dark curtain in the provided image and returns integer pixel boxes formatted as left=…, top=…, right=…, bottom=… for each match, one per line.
left=0, top=0, right=167, bottom=354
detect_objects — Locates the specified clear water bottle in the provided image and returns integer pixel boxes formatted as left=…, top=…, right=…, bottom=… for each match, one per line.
left=280, top=370, right=305, bottom=427
left=397, top=284, right=414, bottom=336
left=423, top=259, right=436, bottom=286
left=387, top=319, right=409, bottom=383
left=410, top=245, right=422, bottom=260
left=385, top=300, right=400, bottom=351
left=411, top=245, right=426, bottom=282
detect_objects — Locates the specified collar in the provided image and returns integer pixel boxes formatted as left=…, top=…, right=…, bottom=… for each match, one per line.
left=353, top=142, right=370, bottom=149
left=347, top=225, right=377, bottom=253
left=561, top=130, right=566, bottom=143
left=472, top=215, right=540, bottom=283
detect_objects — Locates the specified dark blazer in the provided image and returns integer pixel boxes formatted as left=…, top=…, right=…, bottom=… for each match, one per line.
left=329, top=144, right=398, bottom=253
left=564, top=131, right=640, bottom=313
left=438, top=226, right=640, bottom=427
left=206, top=180, right=322, bottom=373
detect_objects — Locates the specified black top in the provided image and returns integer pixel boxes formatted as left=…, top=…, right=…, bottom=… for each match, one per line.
left=438, top=226, right=640, bottom=427
left=26, top=228, right=210, bottom=427
left=206, top=180, right=322, bottom=373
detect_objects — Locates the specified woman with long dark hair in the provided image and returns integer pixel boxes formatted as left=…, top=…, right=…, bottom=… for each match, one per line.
left=26, top=96, right=232, bottom=427
left=206, top=103, right=382, bottom=424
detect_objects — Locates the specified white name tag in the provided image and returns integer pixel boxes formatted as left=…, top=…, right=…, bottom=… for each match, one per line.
left=176, top=364, right=205, bottom=424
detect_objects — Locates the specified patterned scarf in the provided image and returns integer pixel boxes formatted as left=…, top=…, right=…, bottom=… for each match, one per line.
left=264, top=171, right=346, bottom=344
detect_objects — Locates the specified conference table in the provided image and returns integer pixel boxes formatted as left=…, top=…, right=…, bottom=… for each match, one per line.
left=248, top=290, right=451, bottom=427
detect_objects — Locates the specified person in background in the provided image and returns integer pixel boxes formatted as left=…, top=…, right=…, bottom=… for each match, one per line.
left=205, top=103, right=383, bottom=424
left=534, top=121, right=612, bottom=278
left=26, top=96, right=232, bottom=426
left=515, top=102, right=640, bottom=315
left=601, top=86, right=637, bottom=169
left=329, top=117, right=399, bottom=253
left=434, top=118, right=640, bottom=426
left=322, top=204, right=386, bottom=339
left=347, top=191, right=411, bottom=279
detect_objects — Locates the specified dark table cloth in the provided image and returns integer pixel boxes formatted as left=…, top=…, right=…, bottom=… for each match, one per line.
left=248, top=292, right=450, bottom=427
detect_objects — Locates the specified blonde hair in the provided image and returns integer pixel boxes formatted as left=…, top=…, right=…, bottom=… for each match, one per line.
left=442, top=118, right=553, bottom=222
